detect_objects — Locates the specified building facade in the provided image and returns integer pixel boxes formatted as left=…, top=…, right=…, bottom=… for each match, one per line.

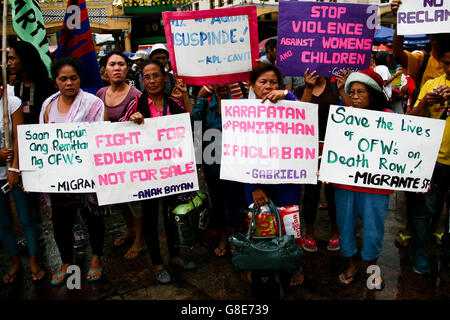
left=2, top=0, right=395, bottom=53
left=193, top=0, right=394, bottom=40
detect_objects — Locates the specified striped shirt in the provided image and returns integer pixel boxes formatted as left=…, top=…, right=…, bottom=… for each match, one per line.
left=203, top=82, right=249, bottom=99
left=119, top=94, right=184, bottom=122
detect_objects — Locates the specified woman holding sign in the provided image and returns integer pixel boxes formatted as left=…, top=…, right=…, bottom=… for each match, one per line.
left=294, top=68, right=352, bottom=253
left=96, top=51, right=147, bottom=261
left=119, top=59, right=195, bottom=284
left=40, top=58, right=108, bottom=285
left=190, top=83, right=246, bottom=257
left=0, top=72, right=46, bottom=283
left=334, top=69, right=393, bottom=290
left=8, top=41, right=56, bottom=254
left=246, top=62, right=304, bottom=286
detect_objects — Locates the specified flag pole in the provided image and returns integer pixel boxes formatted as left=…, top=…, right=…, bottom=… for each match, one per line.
left=2, top=0, right=11, bottom=157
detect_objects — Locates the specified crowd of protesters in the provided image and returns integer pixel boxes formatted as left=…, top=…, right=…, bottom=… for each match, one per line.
left=0, top=0, right=449, bottom=294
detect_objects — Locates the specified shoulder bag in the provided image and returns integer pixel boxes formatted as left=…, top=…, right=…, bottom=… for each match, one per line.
left=229, top=199, right=303, bottom=273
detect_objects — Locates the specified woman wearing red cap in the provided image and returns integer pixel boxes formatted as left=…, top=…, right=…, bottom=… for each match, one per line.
left=334, top=69, right=392, bottom=290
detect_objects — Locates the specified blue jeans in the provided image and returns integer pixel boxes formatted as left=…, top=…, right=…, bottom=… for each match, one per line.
left=72, top=210, right=83, bottom=233
left=26, top=192, right=43, bottom=240
left=335, top=187, right=390, bottom=261
left=411, top=162, right=450, bottom=260
left=0, top=180, right=39, bottom=256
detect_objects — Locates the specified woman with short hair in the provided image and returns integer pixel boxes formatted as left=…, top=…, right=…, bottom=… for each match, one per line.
left=96, top=51, right=147, bottom=261
left=245, top=62, right=304, bottom=287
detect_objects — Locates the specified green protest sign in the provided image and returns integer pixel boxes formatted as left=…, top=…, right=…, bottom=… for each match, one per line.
left=319, top=105, right=446, bottom=192
left=8, top=0, right=51, bottom=77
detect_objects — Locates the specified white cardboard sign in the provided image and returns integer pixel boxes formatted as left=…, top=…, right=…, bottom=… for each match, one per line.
left=18, top=122, right=96, bottom=193
left=397, top=1, right=450, bottom=35
left=220, top=99, right=319, bottom=184
left=88, top=113, right=199, bottom=206
left=319, top=105, right=446, bottom=192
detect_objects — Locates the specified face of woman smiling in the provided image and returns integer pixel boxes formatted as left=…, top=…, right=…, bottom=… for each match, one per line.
left=251, top=71, right=279, bottom=99
left=55, top=65, right=81, bottom=98
left=106, top=54, right=127, bottom=84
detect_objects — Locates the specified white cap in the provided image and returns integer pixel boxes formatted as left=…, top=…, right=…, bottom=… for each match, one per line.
left=150, top=43, right=168, bottom=57
left=130, top=50, right=149, bottom=61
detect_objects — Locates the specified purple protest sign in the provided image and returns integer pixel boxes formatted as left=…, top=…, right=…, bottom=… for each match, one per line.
left=277, top=1, right=377, bottom=77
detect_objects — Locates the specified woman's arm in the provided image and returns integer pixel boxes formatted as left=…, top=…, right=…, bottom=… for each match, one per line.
left=8, top=107, right=24, bottom=190
left=43, top=103, right=51, bottom=123
left=128, top=111, right=145, bottom=124
left=171, top=78, right=193, bottom=114
left=252, top=188, right=269, bottom=207
left=336, top=69, right=352, bottom=106
left=197, top=85, right=214, bottom=99
left=301, top=68, right=318, bottom=103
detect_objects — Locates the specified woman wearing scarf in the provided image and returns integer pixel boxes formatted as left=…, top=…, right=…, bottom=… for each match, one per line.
left=40, top=57, right=108, bottom=285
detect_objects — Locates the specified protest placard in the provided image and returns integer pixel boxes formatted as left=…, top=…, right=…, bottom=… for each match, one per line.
left=8, top=0, right=52, bottom=76
left=220, top=99, right=318, bottom=184
left=277, top=1, right=376, bottom=77
left=397, top=0, right=450, bottom=36
left=18, top=122, right=95, bottom=193
left=319, top=106, right=446, bottom=192
left=162, top=7, right=259, bottom=85
left=89, top=113, right=198, bottom=206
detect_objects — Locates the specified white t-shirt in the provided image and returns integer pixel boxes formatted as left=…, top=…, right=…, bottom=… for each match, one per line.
left=0, top=95, right=21, bottom=180
left=6, top=84, right=15, bottom=96
left=374, top=65, right=392, bottom=99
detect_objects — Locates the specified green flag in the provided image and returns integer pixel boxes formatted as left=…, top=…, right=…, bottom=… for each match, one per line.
left=8, top=0, right=51, bottom=77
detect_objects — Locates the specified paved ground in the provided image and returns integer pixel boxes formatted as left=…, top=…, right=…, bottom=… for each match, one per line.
left=0, top=187, right=449, bottom=302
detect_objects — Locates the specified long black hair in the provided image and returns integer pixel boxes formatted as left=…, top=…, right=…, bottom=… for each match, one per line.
left=9, top=41, right=50, bottom=83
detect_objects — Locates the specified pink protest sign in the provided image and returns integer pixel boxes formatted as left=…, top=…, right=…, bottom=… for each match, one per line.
left=162, top=7, right=259, bottom=85
left=277, top=1, right=377, bottom=77
left=220, top=99, right=319, bottom=184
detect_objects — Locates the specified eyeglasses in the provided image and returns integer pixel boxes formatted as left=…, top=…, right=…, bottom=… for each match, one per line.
left=349, top=89, right=367, bottom=97
left=143, top=73, right=162, bottom=81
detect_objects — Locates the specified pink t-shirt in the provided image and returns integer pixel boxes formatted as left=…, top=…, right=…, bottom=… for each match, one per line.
left=149, top=102, right=171, bottom=118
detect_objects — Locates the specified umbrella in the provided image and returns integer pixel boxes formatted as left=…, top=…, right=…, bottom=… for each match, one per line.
left=403, top=34, right=430, bottom=48
left=374, top=26, right=394, bottom=44
left=373, top=25, right=429, bottom=49
left=122, top=52, right=134, bottom=58
left=372, top=43, right=392, bottom=52
left=259, top=36, right=277, bottom=53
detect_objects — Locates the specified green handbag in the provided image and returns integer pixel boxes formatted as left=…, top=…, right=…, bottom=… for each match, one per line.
left=228, top=200, right=303, bottom=274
